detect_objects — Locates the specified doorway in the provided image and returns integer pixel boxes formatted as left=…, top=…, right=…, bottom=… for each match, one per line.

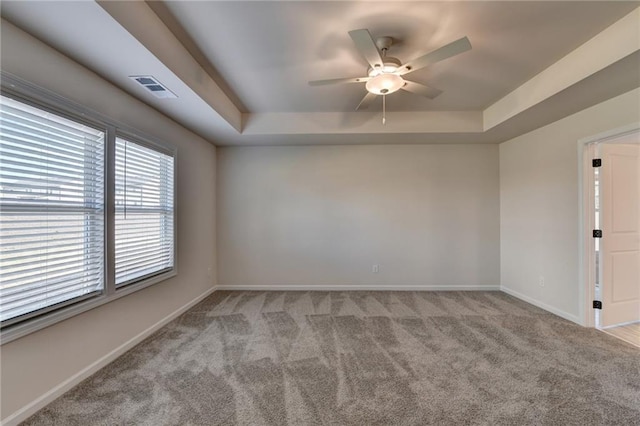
left=585, top=130, right=640, bottom=347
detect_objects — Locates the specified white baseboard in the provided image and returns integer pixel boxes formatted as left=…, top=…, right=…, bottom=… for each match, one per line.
left=2, top=287, right=217, bottom=426
left=500, top=286, right=582, bottom=325
left=216, top=284, right=501, bottom=291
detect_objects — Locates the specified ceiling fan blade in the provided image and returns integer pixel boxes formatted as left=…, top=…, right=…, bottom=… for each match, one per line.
left=356, top=92, right=377, bottom=110
left=401, top=80, right=443, bottom=99
left=397, top=36, right=471, bottom=75
left=309, top=76, right=370, bottom=86
left=349, top=29, right=385, bottom=70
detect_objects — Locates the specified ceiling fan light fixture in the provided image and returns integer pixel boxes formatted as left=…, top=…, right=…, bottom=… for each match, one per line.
left=309, top=29, right=471, bottom=116
left=365, top=73, right=404, bottom=95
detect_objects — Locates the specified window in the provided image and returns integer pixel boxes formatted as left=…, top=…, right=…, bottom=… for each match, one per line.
left=0, top=85, right=176, bottom=341
left=0, top=96, right=105, bottom=326
left=115, top=137, right=174, bottom=286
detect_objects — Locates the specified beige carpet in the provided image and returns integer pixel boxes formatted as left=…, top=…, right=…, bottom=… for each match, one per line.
left=24, top=291, right=640, bottom=425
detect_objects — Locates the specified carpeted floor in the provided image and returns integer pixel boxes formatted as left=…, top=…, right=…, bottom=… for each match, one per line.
left=24, top=291, right=640, bottom=425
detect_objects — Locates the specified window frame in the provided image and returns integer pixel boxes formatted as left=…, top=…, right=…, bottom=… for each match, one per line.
left=0, top=73, right=177, bottom=344
left=112, top=133, right=177, bottom=289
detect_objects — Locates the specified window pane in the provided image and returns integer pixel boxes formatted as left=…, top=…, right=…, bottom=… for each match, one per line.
left=0, top=95, right=105, bottom=324
left=115, top=137, right=174, bottom=286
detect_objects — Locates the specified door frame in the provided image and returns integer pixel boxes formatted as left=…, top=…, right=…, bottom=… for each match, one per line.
left=578, top=122, right=640, bottom=328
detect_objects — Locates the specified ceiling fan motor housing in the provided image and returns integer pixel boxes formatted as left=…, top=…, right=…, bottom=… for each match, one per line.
left=368, top=57, right=402, bottom=76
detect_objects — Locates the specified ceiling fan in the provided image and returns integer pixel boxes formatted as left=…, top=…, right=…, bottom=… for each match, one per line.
left=309, top=29, right=472, bottom=122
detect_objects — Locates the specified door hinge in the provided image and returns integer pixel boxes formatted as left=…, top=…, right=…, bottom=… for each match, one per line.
left=592, top=158, right=602, bottom=167
left=593, top=300, right=602, bottom=309
left=593, top=229, right=602, bottom=238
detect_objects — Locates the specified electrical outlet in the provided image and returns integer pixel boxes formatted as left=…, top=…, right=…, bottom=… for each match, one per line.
left=539, top=276, right=545, bottom=287
left=207, top=267, right=212, bottom=278
left=372, top=264, right=379, bottom=274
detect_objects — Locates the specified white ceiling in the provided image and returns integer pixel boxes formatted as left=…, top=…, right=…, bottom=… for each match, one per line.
left=1, top=1, right=639, bottom=146
left=157, top=0, right=638, bottom=112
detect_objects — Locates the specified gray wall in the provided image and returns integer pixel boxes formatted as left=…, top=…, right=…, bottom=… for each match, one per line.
left=1, top=20, right=217, bottom=421
left=500, top=87, right=640, bottom=322
left=217, top=144, right=500, bottom=288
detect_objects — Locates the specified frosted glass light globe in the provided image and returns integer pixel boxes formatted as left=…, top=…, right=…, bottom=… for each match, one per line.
left=365, top=73, right=404, bottom=95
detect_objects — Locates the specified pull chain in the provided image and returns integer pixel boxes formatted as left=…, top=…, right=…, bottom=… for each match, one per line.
left=382, top=95, right=386, bottom=125
left=381, top=48, right=388, bottom=125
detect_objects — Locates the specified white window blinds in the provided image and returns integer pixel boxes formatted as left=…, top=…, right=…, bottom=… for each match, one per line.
left=0, top=95, right=105, bottom=325
left=115, top=137, right=174, bottom=286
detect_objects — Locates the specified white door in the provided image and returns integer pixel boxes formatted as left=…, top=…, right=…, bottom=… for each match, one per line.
left=600, top=141, right=640, bottom=327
